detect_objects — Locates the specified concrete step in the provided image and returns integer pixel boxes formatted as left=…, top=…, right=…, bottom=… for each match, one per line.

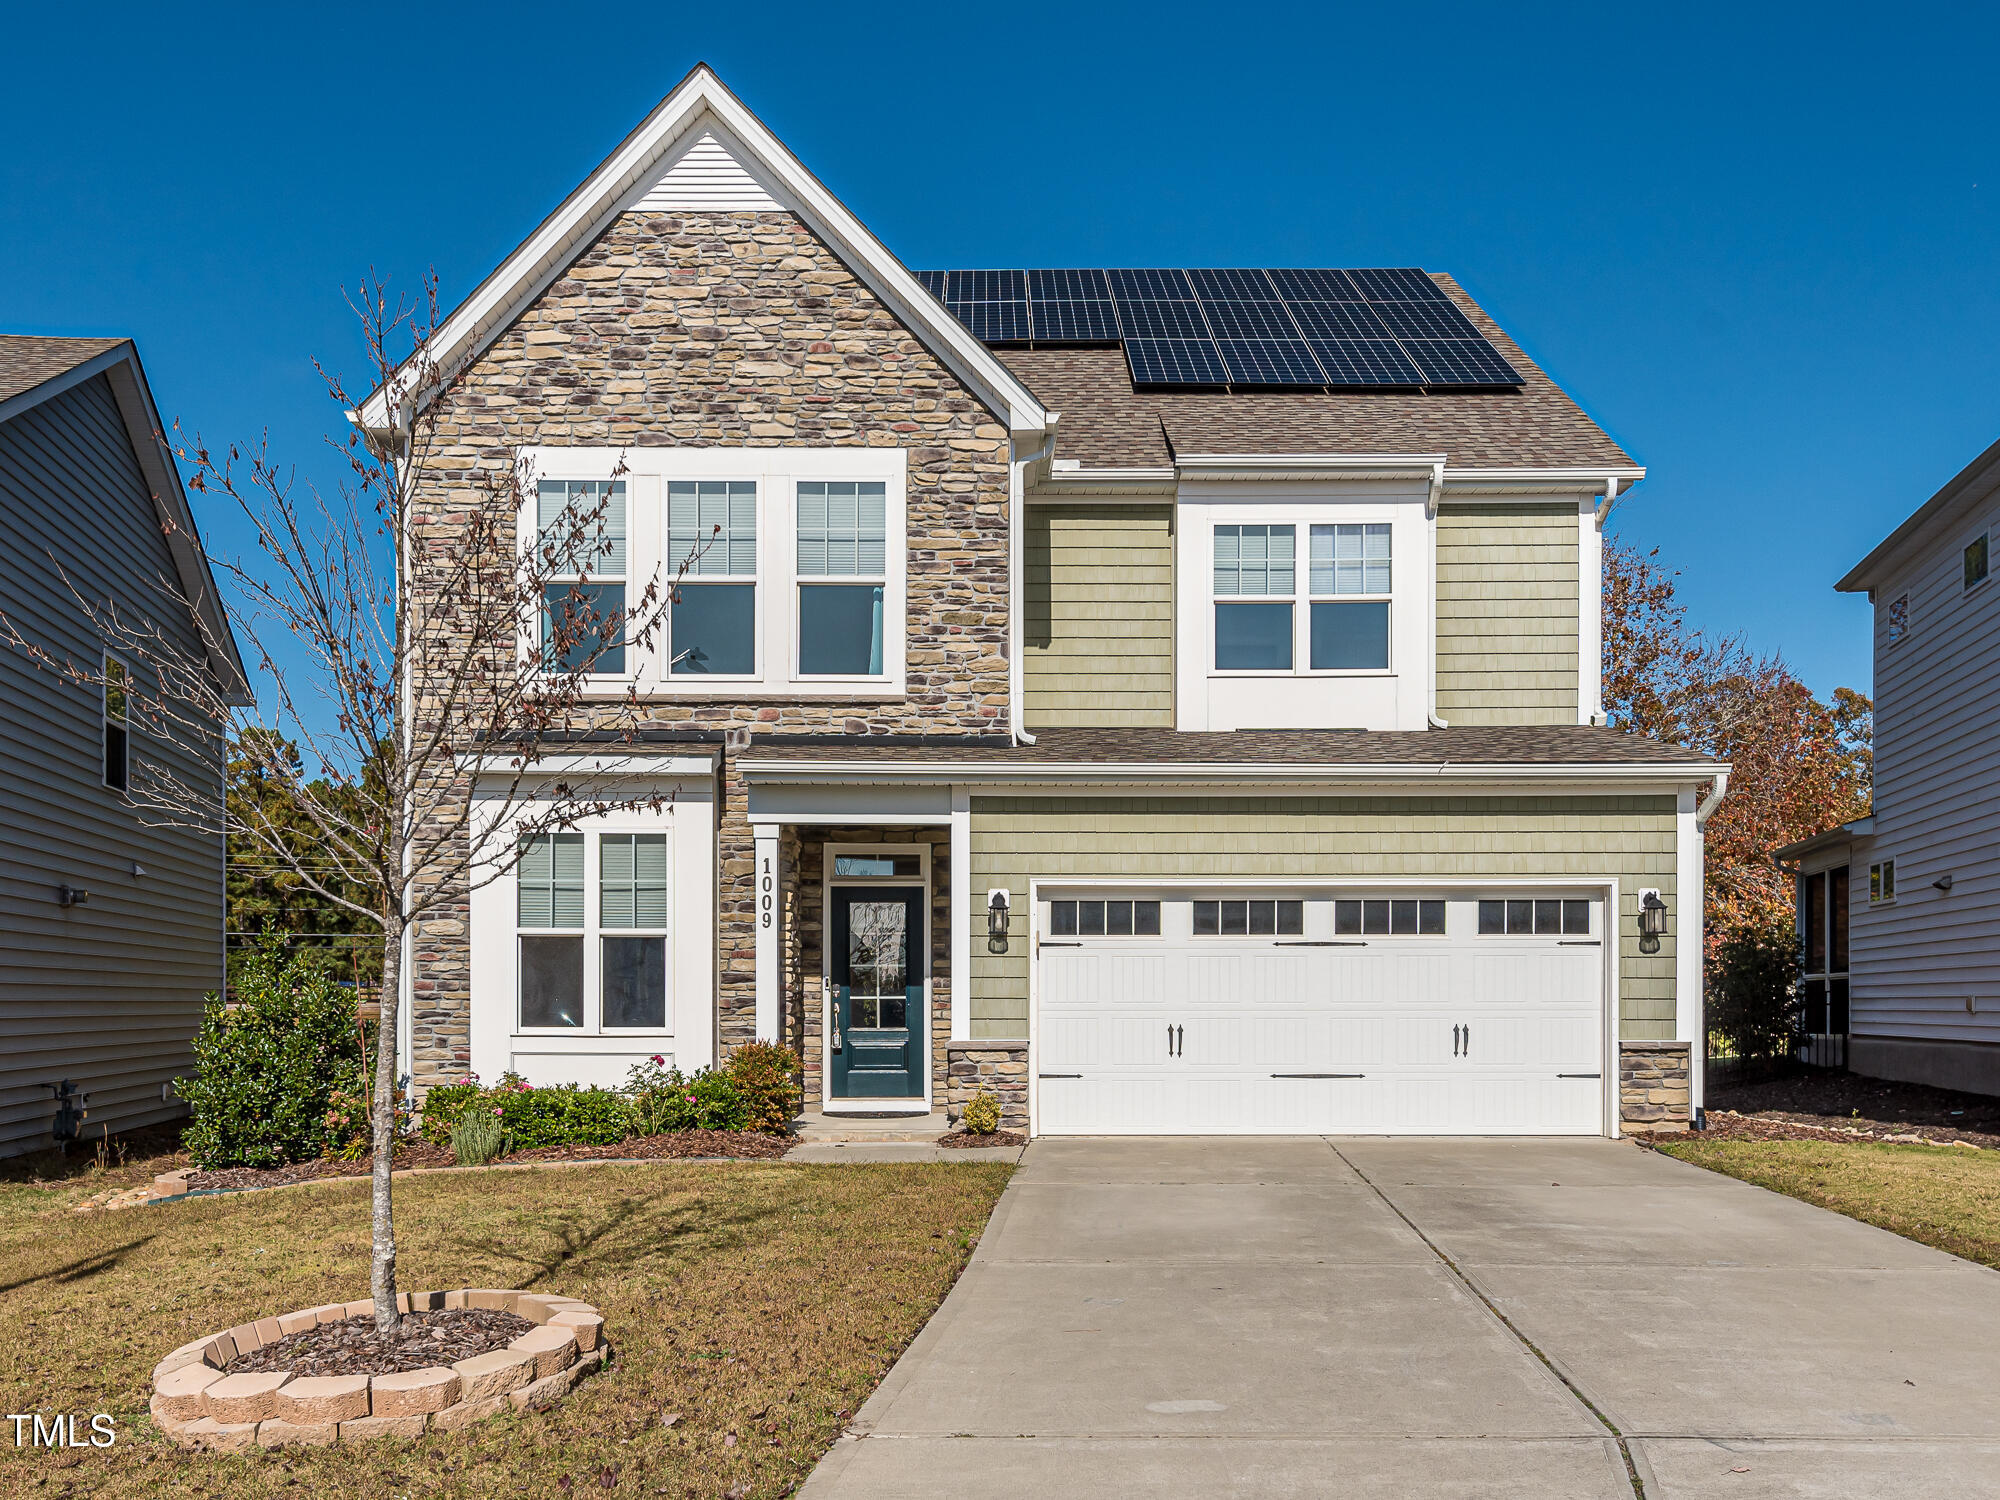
left=792, top=1110, right=948, bottom=1144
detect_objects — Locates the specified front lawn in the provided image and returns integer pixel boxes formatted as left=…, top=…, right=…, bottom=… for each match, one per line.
left=1659, top=1137, right=2000, bottom=1269
left=0, top=1159, right=1011, bottom=1498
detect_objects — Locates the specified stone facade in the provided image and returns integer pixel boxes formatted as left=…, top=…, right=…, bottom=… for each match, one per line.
left=1619, top=1041, right=1692, bottom=1131
left=405, top=208, right=1011, bottom=1091
left=946, top=1039, right=1028, bottom=1131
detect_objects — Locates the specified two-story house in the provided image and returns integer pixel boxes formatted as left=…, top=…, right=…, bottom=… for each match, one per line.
left=360, top=66, right=1724, bottom=1138
left=1779, top=433, right=2000, bottom=1096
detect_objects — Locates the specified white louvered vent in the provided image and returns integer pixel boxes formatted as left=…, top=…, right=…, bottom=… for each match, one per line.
left=634, top=130, right=782, bottom=212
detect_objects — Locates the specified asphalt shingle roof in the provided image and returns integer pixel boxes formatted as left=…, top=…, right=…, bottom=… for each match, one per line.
left=0, top=335, right=127, bottom=407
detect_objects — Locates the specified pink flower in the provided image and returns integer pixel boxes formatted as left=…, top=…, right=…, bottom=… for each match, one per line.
left=651, top=1054, right=664, bottom=1065
left=491, top=1106, right=503, bottom=1118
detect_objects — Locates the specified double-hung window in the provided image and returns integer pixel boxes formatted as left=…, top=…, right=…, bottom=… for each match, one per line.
left=1213, top=524, right=1295, bottom=670
left=517, top=831, right=669, bottom=1031
left=538, top=480, right=626, bottom=675
left=668, top=481, right=757, bottom=676
left=102, top=654, right=129, bottom=792
left=1309, top=524, right=1391, bottom=670
left=796, top=482, right=887, bottom=676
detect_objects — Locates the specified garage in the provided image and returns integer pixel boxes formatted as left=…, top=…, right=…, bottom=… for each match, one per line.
left=1033, top=888, right=1610, bottom=1136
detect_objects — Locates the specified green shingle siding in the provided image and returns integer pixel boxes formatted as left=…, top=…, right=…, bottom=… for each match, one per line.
left=968, top=794, right=1676, bottom=1041
left=1435, top=502, right=1580, bottom=726
left=1024, top=503, right=1175, bottom=728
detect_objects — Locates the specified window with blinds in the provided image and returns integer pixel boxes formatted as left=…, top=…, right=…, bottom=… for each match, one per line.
left=797, top=481, right=887, bottom=676
left=538, top=481, right=627, bottom=675
left=1213, top=525, right=1295, bottom=670
left=1309, top=523, right=1390, bottom=671
left=518, top=833, right=585, bottom=1029
left=667, top=481, right=757, bottom=675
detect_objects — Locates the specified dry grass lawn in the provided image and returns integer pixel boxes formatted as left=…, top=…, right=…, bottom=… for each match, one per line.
left=1659, top=1137, right=2000, bottom=1269
left=0, top=1159, right=1011, bottom=1498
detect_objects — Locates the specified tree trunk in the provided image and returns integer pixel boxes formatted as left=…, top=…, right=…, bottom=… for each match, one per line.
left=370, top=914, right=403, bottom=1333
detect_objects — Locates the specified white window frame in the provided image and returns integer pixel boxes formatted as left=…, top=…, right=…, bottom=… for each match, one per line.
left=1305, top=522, right=1394, bottom=676
left=519, top=448, right=907, bottom=698
left=1205, top=508, right=1400, bottom=680
left=792, top=479, right=892, bottom=686
left=664, top=478, right=762, bottom=684
left=516, top=829, right=674, bottom=1038
left=1869, top=858, right=1896, bottom=906
left=528, top=478, right=635, bottom=688
left=1210, top=522, right=1297, bottom=676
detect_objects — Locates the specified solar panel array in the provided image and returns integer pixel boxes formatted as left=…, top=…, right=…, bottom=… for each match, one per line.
left=923, top=267, right=1523, bottom=391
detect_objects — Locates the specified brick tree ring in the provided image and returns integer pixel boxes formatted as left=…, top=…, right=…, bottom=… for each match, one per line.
left=147, top=1290, right=609, bottom=1449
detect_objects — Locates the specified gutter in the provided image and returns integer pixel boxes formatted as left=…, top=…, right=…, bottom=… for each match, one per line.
left=1010, top=420, right=1059, bottom=746
left=736, top=756, right=1729, bottom=788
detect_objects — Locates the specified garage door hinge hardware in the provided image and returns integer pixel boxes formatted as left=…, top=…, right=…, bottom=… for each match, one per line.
left=1270, top=1072, right=1365, bottom=1079
left=1558, top=939, right=1601, bottom=946
left=1038, top=1073, right=1082, bottom=1079
left=1557, top=1072, right=1602, bottom=1079
left=1275, top=940, right=1366, bottom=947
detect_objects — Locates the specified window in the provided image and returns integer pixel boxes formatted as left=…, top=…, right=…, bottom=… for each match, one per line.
left=1193, top=899, right=1303, bottom=936
left=1309, top=524, right=1391, bottom=671
left=1213, top=525, right=1294, bottom=670
left=518, top=831, right=670, bottom=1031
left=835, top=854, right=922, bottom=878
left=796, top=482, right=887, bottom=676
left=599, top=835, right=668, bottom=1028
left=1885, top=593, right=1909, bottom=645
left=1477, top=898, right=1591, bottom=935
left=1049, top=899, right=1162, bottom=936
left=538, top=480, right=627, bottom=675
left=1968, top=535, right=1990, bottom=591
left=518, top=833, right=584, bottom=1027
left=1869, top=859, right=1895, bottom=904
left=1335, top=898, right=1444, bottom=936
left=102, top=655, right=128, bottom=792
left=668, top=481, right=757, bottom=676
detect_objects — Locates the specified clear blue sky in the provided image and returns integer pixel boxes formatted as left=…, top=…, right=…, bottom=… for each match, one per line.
left=6, top=1, right=1996, bottom=707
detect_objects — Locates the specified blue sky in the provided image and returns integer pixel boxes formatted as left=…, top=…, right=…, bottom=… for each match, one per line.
left=6, top=1, right=1996, bottom=707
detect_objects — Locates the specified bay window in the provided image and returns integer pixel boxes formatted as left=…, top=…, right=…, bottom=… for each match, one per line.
left=796, top=481, right=887, bottom=676
left=538, top=480, right=626, bottom=675
left=517, top=830, right=670, bottom=1033
left=668, top=481, right=757, bottom=676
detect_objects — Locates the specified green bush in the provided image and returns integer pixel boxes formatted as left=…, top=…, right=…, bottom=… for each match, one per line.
left=419, top=1078, right=485, bottom=1144
left=962, top=1091, right=1001, bottom=1135
left=177, top=941, right=364, bottom=1169
left=725, top=1040, right=803, bottom=1134
left=450, top=1107, right=508, bottom=1166
left=1708, top=914, right=1802, bottom=1064
left=623, top=1056, right=749, bottom=1134
left=491, top=1076, right=634, bottom=1149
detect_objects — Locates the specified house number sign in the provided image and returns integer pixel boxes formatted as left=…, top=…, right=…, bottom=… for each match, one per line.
left=760, top=853, right=774, bottom=928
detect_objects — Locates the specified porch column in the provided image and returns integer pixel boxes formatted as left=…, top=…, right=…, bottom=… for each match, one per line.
left=754, top=824, right=780, bottom=1043
left=950, top=786, right=971, bottom=1040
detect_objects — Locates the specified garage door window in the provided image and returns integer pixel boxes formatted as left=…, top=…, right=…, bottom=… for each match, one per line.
left=1479, top=898, right=1590, bottom=935
left=1335, top=898, right=1445, bottom=936
left=1193, top=899, right=1303, bottom=936
left=1049, top=899, right=1161, bottom=936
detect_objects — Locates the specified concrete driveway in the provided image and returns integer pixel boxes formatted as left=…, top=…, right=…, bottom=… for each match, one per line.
left=800, top=1136, right=2000, bottom=1499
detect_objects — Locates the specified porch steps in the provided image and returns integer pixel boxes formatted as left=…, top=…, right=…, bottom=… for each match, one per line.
left=792, top=1110, right=948, bottom=1144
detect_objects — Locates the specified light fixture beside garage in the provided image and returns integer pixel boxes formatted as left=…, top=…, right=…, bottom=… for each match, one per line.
left=1637, top=890, right=1668, bottom=954
left=986, top=889, right=1011, bottom=952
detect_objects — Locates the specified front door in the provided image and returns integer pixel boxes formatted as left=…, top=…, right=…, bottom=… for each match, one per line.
left=830, top=886, right=925, bottom=1098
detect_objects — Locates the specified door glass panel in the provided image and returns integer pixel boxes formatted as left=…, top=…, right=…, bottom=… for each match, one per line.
left=848, top=901, right=908, bottom=1030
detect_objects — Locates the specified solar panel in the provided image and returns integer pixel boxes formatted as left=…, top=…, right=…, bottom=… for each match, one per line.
left=1186, top=268, right=1278, bottom=301
left=1343, top=268, right=1448, bottom=302
left=1030, top=300, right=1122, bottom=343
left=1108, top=268, right=1195, bottom=300
left=1114, top=299, right=1211, bottom=339
left=1028, top=268, right=1111, bottom=300
left=1216, top=339, right=1325, bottom=386
left=1198, top=300, right=1298, bottom=340
left=951, top=301, right=1032, bottom=342
left=915, top=270, right=949, bottom=298
left=1307, top=339, right=1425, bottom=386
left=1401, top=339, right=1522, bottom=386
left=1370, top=299, right=1481, bottom=341
left=1285, top=301, right=1391, bottom=340
left=1266, top=268, right=1363, bottom=302
left=1124, top=337, right=1229, bottom=387
left=948, top=269, right=1025, bottom=302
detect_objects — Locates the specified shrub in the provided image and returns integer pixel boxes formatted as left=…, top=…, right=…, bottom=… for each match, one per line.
left=493, top=1076, right=634, bottom=1149
left=1708, top=914, right=1803, bottom=1064
left=725, top=1040, right=803, bottom=1134
left=420, top=1078, right=485, bottom=1144
left=177, top=941, right=363, bottom=1169
left=962, top=1091, right=1001, bottom=1135
left=623, top=1056, right=749, bottom=1134
left=321, top=1083, right=373, bottom=1160
left=451, top=1107, right=508, bottom=1166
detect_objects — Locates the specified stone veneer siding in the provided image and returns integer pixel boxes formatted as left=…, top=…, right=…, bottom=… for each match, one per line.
left=1619, top=1041, right=1692, bottom=1131
left=405, top=209, right=1010, bottom=1091
left=946, top=1040, right=1028, bottom=1130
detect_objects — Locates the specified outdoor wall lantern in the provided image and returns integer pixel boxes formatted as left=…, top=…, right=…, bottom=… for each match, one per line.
left=987, top=888, right=1011, bottom=953
left=1637, top=890, right=1668, bottom=954
left=57, top=884, right=89, bottom=908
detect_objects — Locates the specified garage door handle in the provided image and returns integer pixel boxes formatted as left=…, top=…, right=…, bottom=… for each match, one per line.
left=1463, top=1024, right=1470, bottom=1056
left=1041, top=940, right=1082, bottom=948
left=1559, top=940, right=1601, bottom=947
left=1275, top=940, right=1366, bottom=947
left=1557, top=1072, right=1602, bottom=1079
left=1038, top=1073, right=1081, bottom=1079
left=1271, top=1072, right=1365, bottom=1079
left=1452, top=1024, right=1461, bottom=1056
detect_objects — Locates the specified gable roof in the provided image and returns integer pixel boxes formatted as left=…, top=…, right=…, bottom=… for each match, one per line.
left=1837, top=431, right=2000, bottom=594
left=0, top=335, right=252, bottom=703
left=355, top=65, right=1050, bottom=441
left=1000, top=276, right=1638, bottom=475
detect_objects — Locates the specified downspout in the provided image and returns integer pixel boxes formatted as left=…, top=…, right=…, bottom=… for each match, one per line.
left=1594, top=474, right=1621, bottom=526
left=1009, top=421, right=1058, bottom=747
left=1695, top=770, right=1729, bottom=827
left=1426, top=461, right=1448, bottom=729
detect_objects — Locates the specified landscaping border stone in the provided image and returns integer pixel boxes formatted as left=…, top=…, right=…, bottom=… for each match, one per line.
left=149, top=1290, right=608, bottom=1448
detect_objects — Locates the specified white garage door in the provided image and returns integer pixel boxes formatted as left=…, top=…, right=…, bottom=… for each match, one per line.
left=1034, top=891, right=1607, bottom=1136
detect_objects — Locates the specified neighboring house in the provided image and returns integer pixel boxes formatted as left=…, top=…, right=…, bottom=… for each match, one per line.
left=358, top=66, right=1725, bottom=1138
left=1777, top=433, right=2000, bottom=1095
left=0, top=337, right=249, bottom=1156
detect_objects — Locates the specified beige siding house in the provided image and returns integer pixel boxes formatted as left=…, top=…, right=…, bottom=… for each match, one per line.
left=360, top=66, right=1723, bottom=1138
left=0, top=338, right=248, bottom=1156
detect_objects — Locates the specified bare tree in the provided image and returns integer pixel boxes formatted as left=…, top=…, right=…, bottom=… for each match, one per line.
left=3, top=275, right=711, bottom=1332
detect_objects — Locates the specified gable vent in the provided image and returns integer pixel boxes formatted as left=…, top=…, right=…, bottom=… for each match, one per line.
left=635, top=129, right=782, bottom=212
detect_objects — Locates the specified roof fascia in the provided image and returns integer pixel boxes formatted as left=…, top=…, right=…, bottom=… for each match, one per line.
left=356, top=66, right=1049, bottom=439
left=734, top=757, right=1727, bottom=788
left=1837, top=435, right=2000, bottom=594
left=1443, top=466, right=1646, bottom=497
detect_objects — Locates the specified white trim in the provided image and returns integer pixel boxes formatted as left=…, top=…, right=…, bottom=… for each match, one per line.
left=1676, top=789, right=1701, bottom=1087
left=354, top=67, right=1049, bottom=439
left=1023, top=873, right=1623, bottom=1139
left=819, top=1099, right=930, bottom=1115
left=820, top=841, right=933, bottom=1109
left=951, top=786, right=972, bottom=1042
left=736, top=758, right=1728, bottom=788
left=1579, top=497, right=1604, bottom=723
left=754, top=828, right=779, bottom=1043
left=462, top=753, right=715, bottom=779
left=1445, top=466, right=1646, bottom=489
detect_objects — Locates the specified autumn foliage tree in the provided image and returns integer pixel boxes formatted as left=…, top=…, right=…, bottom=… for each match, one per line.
left=1603, top=544, right=1871, bottom=951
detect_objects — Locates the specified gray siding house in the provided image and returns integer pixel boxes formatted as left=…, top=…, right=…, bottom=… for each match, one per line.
left=1781, top=433, right=2000, bottom=1094
left=0, top=337, right=248, bottom=1156
left=358, top=67, right=1725, bottom=1138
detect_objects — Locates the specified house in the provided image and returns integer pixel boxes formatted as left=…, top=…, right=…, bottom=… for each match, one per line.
left=0, top=336, right=249, bottom=1156
left=359, top=65, right=1725, bottom=1138
left=1776, top=433, right=2000, bottom=1095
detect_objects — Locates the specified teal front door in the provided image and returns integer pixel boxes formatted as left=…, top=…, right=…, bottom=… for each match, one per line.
left=830, top=886, right=925, bottom=1098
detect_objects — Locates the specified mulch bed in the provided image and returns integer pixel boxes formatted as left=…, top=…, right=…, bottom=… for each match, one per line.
left=936, top=1130, right=1026, bottom=1148
left=185, top=1130, right=790, bottom=1193
left=225, top=1308, right=534, bottom=1378
left=1644, top=1108, right=1993, bottom=1150
left=1706, top=1070, right=2000, bottom=1147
